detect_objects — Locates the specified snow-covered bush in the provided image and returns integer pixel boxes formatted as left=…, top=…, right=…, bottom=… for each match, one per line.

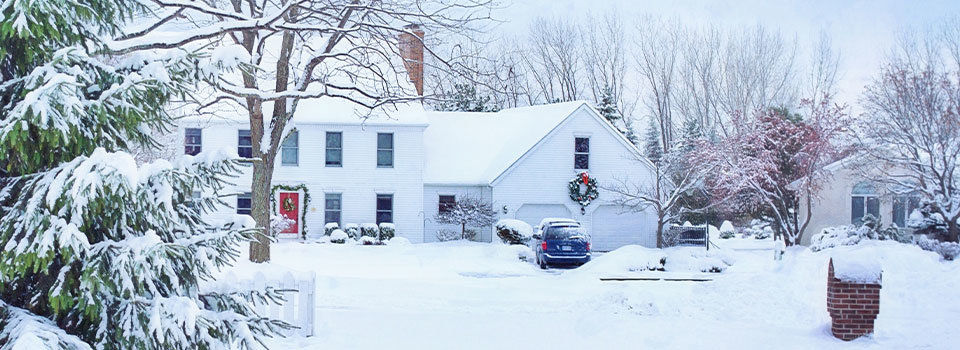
left=387, top=237, right=412, bottom=246
left=360, top=236, right=378, bottom=245
left=908, top=206, right=951, bottom=241
left=754, top=227, right=772, bottom=240
left=741, top=219, right=769, bottom=238
left=495, top=219, right=533, bottom=245
left=379, top=223, right=396, bottom=241
left=719, top=221, right=736, bottom=239
left=915, top=236, right=960, bottom=261
left=330, top=229, right=349, bottom=244
left=324, top=222, right=339, bottom=236
left=811, top=215, right=913, bottom=252
left=344, top=223, right=360, bottom=240
left=360, top=223, right=379, bottom=238
left=437, top=229, right=460, bottom=242
left=271, top=215, right=296, bottom=236
left=463, top=228, right=479, bottom=241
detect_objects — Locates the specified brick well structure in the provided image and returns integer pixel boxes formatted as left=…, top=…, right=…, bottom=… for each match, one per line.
left=826, top=258, right=881, bottom=341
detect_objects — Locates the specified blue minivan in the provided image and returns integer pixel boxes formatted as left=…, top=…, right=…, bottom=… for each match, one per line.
left=533, top=224, right=591, bottom=269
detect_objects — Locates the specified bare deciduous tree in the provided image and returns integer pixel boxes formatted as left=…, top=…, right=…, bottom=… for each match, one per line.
left=523, top=17, right=582, bottom=103
left=634, top=16, right=681, bottom=153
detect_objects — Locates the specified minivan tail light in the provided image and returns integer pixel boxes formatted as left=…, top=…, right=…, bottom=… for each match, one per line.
left=541, top=241, right=547, bottom=251
left=586, top=242, right=591, bottom=251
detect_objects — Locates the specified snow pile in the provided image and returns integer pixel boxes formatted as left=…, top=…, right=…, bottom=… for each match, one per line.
left=810, top=226, right=862, bottom=251
left=831, top=252, right=882, bottom=284
left=386, top=237, right=411, bottom=246
left=495, top=219, right=533, bottom=245
left=569, top=245, right=734, bottom=277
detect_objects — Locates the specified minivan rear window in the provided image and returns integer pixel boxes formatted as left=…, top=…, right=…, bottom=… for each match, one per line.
left=544, top=226, right=587, bottom=240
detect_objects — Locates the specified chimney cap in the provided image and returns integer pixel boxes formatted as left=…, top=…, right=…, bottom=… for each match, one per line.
left=404, top=23, right=424, bottom=32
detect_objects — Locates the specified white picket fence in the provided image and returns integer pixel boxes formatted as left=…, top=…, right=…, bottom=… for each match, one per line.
left=231, top=271, right=316, bottom=337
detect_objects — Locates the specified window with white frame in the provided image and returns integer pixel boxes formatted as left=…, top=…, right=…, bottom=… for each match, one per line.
left=438, top=195, right=456, bottom=214
left=377, top=133, right=394, bottom=168
left=851, top=181, right=879, bottom=225
left=376, top=194, right=393, bottom=224
left=236, top=192, right=252, bottom=215
left=238, top=129, right=252, bottom=158
left=281, top=130, right=299, bottom=166
left=326, top=132, right=342, bottom=167
left=892, top=195, right=921, bottom=228
left=574, top=137, right=589, bottom=170
left=184, top=128, right=202, bottom=155
left=325, top=193, right=342, bottom=226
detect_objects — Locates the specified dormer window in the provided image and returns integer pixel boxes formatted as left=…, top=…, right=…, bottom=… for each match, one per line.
left=574, top=137, right=590, bottom=170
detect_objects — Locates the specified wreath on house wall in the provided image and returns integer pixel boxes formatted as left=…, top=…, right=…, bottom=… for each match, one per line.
left=568, top=171, right=599, bottom=214
left=270, top=184, right=312, bottom=239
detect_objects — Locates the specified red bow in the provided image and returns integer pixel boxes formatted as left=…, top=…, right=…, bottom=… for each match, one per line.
left=581, top=172, right=589, bottom=185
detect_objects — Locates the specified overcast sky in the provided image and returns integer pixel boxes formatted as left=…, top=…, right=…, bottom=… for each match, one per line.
left=491, top=0, right=960, bottom=106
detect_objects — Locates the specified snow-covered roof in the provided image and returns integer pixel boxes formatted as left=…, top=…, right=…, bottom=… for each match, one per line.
left=179, top=97, right=428, bottom=127
left=422, top=101, right=588, bottom=185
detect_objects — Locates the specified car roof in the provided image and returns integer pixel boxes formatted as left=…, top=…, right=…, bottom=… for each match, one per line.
left=538, top=218, right=579, bottom=226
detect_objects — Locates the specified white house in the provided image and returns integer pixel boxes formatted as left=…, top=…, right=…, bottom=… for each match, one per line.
left=177, top=100, right=660, bottom=250
left=799, top=157, right=921, bottom=245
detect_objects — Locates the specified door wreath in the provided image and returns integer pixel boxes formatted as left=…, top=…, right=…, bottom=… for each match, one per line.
left=568, top=171, right=598, bottom=214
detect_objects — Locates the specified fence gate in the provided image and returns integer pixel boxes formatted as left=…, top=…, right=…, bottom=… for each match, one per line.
left=230, top=271, right=316, bottom=337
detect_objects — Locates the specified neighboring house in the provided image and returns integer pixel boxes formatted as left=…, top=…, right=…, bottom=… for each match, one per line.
left=799, top=157, right=921, bottom=245
left=177, top=100, right=660, bottom=250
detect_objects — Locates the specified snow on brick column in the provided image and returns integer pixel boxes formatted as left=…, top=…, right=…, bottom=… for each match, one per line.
left=827, top=257, right=882, bottom=341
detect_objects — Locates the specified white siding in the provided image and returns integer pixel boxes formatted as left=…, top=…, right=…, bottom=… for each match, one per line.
left=178, top=120, right=426, bottom=242
left=422, top=185, right=492, bottom=242
left=491, top=106, right=658, bottom=250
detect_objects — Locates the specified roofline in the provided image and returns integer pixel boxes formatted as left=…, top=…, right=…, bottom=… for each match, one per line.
left=179, top=117, right=429, bottom=128
left=489, top=102, right=660, bottom=186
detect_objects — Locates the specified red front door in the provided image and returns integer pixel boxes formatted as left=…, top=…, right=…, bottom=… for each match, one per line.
left=278, top=192, right=299, bottom=234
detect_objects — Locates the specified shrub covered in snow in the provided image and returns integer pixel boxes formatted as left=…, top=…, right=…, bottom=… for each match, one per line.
left=741, top=219, right=770, bottom=239
left=437, top=229, right=460, bottom=242
left=463, top=228, right=479, bottom=241
left=378, top=223, right=396, bottom=241
left=915, top=236, right=960, bottom=261
left=360, top=223, right=379, bottom=238
left=811, top=215, right=913, bottom=252
left=324, top=222, right=339, bottom=236
left=344, top=223, right=360, bottom=240
left=719, top=221, right=736, bottom=239
left=330, top=229, right=349, bottom=244
left=495, top=219, right=533, bottom=245
left=271, top=215, right=296, bottom=236
left=360, top=236, right=378, bottom=245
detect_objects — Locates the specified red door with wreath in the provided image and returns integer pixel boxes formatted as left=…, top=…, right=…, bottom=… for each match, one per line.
left=278, top=192, right=299, bottom=234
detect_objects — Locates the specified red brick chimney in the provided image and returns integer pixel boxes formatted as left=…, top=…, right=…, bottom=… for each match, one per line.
left=399, top=24, right=425, bottom=96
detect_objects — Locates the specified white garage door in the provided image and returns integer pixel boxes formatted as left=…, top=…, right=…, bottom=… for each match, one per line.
left=515, top=204, right=573, bottom=229
left=590, top=205, right=655, bottom=251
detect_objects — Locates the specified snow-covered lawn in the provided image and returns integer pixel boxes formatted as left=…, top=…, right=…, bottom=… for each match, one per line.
left=225, top=239, right=960, bottom=349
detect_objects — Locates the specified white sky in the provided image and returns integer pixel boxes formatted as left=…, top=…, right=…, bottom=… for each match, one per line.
left=491, top=0, right=960, bottom=105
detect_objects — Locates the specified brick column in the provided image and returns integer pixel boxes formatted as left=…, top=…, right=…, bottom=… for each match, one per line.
left=826, top=258, right=881, bottom=341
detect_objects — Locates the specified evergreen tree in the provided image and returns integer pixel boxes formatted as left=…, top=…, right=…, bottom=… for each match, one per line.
left=596, top=85, right=622, bottom=127
left=643, top=116, right=664, bottom=165
left=0, top=0, right=286, bottom=348
left=436, top=83, right=500, bottom=112
left=623, top=116, right=641, bottom=147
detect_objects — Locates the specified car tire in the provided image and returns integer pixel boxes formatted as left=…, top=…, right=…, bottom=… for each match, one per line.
left=539, top=257, right=547, bottom=270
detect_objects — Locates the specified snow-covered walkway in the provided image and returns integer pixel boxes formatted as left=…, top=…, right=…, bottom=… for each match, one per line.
left=224, top=240, right=959, bottom=349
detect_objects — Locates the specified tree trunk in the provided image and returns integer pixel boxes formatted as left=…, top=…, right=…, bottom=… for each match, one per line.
left=249, top=158, right=274, bottom=263
left=461, top=222, right=466, bottom=240
left=656, top=214, right=665, bottom=248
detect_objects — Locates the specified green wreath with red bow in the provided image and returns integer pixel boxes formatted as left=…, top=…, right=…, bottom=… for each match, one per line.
left=568, top=171, right=598, bottom=213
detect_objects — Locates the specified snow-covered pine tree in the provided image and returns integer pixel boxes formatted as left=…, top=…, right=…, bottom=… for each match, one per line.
left=622, top=116, right=641, bottom=147
left=596, top=85, right=622, bottom=128
left=0, top=0, right=286, bottom=348
left=643, top=116, right=664, bottom=165
left=436, top=83, right=500, bottom=112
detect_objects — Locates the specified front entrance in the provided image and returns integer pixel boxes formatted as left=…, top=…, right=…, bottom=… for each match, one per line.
left=278, top=192, right=300, bottom=235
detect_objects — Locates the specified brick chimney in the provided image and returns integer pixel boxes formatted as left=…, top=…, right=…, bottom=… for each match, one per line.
left=399, top=24, right=425, bottom=96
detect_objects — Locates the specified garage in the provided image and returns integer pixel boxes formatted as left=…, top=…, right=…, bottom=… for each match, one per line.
left=515, top=204, right=573, bottom=229
left=590, top=205, right=655, bottom=251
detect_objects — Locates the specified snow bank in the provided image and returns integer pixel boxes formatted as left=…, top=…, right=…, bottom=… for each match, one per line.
left=831, top=252, right=882, bottom=284
left=568, top=245, right=734, bottom=278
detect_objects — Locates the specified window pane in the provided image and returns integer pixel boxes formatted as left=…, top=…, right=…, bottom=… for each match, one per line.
left=866, top=197, right=880, bottom=218
left=574, top=154, right=589, bottom=170
left=326, top=132, right=342, bottom=148
left=439, top=195, right=455, bottom=213
left=575, top=137, right=589, bottom=152
left=325, top=194, right=341, bottom=210
left=238, top=130, right=252, bottom=145
left=378, top=133, right=393, bottom=149
left=282, top=148, right=298, bottom=165
left=376, top=211, right=392, bottom=224
left=851, top=196, right=864, bottom=224
left=325, top=211, right=341, bottom=225
left=185, top=128, right=202, bottom=155
left=377, top=195, right=392, bottom=210
left=282, top=131, right=298, bottom=147
left=237, top=192, right=252, bottom=215
left=893, top=197, right=906, bottom=227
left=378, top=150, right=394, bottom=167
left=326, top=149, right=342, bottom=166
